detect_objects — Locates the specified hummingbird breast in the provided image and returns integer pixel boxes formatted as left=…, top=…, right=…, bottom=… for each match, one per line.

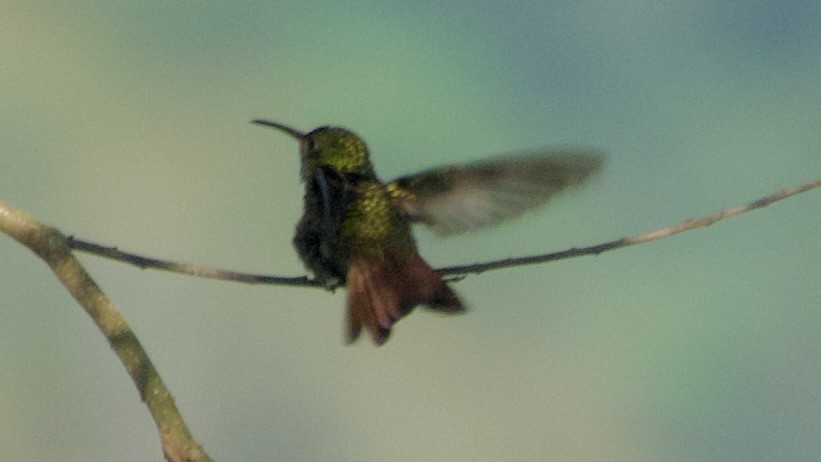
left=293, top=166, right=416, bottom=283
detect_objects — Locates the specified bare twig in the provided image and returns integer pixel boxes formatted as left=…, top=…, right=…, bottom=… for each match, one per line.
left=67, top=178, right=820, bottom=283
left=440, top=178, right=821, bottom=275
left=67, top=237, right=322, bottom=287
left=0, top=199, right=213, bottom=462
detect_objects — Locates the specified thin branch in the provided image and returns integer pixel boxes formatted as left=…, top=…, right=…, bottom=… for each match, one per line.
left=67, top=237, right=322, bottom=287
left=0, top=199, right=213, bottom=462
left=440, top=178, right=821, bottom=275
left=66, top=178, right=820, bottom=284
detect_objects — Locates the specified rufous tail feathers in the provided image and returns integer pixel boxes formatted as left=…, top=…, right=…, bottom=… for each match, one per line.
left=345, top=252, right=464, bottom=345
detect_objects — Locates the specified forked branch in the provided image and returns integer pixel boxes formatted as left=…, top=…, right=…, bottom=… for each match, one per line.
left=0, top=200, right=213, bottom=462
left=1, top=178, right=818, bottom=461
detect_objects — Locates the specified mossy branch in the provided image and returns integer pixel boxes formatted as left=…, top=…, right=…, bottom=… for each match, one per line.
left=0, top=200, right=212, bottom=462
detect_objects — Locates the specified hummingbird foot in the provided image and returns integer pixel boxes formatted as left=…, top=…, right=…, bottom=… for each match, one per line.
left=313, top=275, right=341, bottom=293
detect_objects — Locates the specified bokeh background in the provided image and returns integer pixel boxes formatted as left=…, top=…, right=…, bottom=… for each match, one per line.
left=2, top=2, right=820, bottom=461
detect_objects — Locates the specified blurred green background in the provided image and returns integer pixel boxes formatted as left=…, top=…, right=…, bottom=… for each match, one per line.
left=2, top=2, right=820, bottom=461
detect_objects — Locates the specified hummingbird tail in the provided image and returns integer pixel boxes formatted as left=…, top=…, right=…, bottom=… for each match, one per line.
left=345, top=252, right=465, bottom=345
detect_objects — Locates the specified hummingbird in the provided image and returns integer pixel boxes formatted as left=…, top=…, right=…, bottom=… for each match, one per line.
left=253, top=119, right=604, bottom=345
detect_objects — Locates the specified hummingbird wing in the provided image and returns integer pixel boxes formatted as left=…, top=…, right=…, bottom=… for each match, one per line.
left=387, top=148, right=605, bottom=236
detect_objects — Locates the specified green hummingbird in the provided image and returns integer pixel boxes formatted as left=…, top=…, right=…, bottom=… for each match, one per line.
left=253, top=119, right=604, bottom=345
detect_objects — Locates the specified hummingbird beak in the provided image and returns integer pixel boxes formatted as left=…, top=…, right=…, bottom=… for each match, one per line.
left=251, top=119, right=306, bottom=141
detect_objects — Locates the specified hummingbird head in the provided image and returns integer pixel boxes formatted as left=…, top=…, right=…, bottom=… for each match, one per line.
left=253, top=120, right=375, bottom=178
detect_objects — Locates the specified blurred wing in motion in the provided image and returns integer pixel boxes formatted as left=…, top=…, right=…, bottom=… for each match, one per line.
left=387, top=148, right=605, bottom=236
